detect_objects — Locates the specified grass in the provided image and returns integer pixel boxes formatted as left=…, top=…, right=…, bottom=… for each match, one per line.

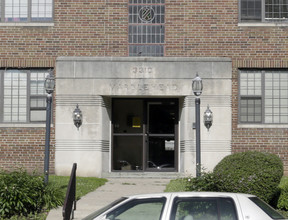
left=49, top=175, right=107, bottom=200
left=165, top=178, right=187, bottom=192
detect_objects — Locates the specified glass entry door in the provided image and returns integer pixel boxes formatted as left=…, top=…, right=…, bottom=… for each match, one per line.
left=146, top=101, right=177, bottom=171
left=112, top=98, right=178, bottom=172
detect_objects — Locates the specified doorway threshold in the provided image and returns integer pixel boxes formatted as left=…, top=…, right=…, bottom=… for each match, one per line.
left=102, top=172, right=184, bottom=179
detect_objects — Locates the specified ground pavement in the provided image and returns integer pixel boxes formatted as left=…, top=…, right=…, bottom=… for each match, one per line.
left=46, top=178, right=171, bottom=220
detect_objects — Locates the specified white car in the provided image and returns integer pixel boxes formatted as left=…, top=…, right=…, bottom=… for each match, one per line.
left=83, top=192, right=287, bottom=220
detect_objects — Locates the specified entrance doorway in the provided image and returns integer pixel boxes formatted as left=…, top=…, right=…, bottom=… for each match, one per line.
left=112, top=98, right=178, bottom=172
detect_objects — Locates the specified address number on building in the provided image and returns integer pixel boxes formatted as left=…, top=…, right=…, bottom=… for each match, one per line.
left=131, top=66, right=155, bottom=77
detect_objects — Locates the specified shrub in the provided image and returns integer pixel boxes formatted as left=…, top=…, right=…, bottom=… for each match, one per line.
left=213, top=151, right=283, bottom=203
left=165, top=171, right=217, bottom=192
left=278, top=181, right=288, bottom=210
left=42, top=182, right=65, bottom=210
left=185, top=172, right=217, bottom=192
left=0, top=169, right=64, bottom=219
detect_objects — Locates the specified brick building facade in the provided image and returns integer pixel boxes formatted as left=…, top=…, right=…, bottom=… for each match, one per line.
left=0, top=0, right=288, bottom=176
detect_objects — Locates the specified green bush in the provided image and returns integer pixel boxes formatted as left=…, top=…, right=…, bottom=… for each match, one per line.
left=278, top=180, right=288, bottom=211
left=213, top=151, right=283, bottom=203
left=0, top=169, right=64, bottom=219
left=165, top=171, right=217, bottom=192
left=185, top=172, right=217, bottom=192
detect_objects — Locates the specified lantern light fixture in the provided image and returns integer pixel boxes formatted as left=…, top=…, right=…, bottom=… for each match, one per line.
left=44, top=70, right=55, bottom=94
left=192, top=74, right=203, bottom=97
left=204, top=105, right=213, bottom=131
left=73, top=104, right=83, bottom=130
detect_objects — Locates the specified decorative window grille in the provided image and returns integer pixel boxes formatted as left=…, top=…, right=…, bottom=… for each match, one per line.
left=128, top=0, right=165, bottom=56
left=239, top=70, right=288, bottom=124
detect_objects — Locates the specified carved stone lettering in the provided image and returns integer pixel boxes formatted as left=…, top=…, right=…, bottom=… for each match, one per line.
left=110, top=83, right=178, bottom=93
left=130, top=66, right=155, bottom=78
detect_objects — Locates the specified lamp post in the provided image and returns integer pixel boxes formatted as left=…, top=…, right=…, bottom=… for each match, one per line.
left=73, top=104, right=83, bottom=130
left=192, top=74, right=203, bottom=177
left=44, top=70, right=55, bottom=185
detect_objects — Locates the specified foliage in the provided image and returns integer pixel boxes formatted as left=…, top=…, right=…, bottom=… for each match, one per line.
left=277, top=177, right=288, bottom=211
left=0, top=169, right=43, bottom=218
left=165, top=171, right=217, bottom=192
left=277, top=184, right=288, bottom=210
left=185, top=172, right=217, bottom=192
left=42, top=182, right=65, bottom=210
left=213, top=151, right=283, bottom=203
left=0, top=169, right=107, bottom=219
left=0, top=169, right=64, bottom=219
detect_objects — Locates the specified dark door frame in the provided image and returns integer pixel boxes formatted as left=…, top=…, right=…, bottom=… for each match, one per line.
left=111, top=98, right=179, bottom=172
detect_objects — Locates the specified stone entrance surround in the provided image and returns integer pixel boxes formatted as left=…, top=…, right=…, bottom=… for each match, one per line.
left=55, top=57, right=232, bottom=177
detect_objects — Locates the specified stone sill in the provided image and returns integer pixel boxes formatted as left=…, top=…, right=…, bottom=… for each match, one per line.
left=0, top=123, right=54, bottom=128
left=238, top=22, right=288, bottom=27
left=238, top=124, right=288, bottom=129
left=0, top=23, right=54, bottom=27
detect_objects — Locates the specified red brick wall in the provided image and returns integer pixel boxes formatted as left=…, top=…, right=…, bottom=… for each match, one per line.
left=0, top=0, right=288, bottom=174
left=0, top=127, right=55, bottom=173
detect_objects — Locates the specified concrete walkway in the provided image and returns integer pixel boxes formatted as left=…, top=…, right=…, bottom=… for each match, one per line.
left=46, top=178, right=171, bottom=220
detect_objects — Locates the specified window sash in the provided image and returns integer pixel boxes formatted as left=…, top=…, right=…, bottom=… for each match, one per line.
left=240, top=0, right=288, bottom=22
left=0, top=69, right=49, bottom=123
left=239, top=70, right=288, bottom=124
left=1, top=0, right=53, bottom=22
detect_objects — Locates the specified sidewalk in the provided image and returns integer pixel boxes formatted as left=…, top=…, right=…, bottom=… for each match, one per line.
left=46, top=178, right=171, bottom=220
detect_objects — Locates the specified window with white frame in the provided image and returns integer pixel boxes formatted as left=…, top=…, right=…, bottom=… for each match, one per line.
left=0, top=0, right=53, bottom=22
left=240, top=0, right=288, bottom=22
left=239, top=70, right=288, bottom=124
left=128, top=0, right=165, bottom=56
left=0, top=69, right=50, bottom=123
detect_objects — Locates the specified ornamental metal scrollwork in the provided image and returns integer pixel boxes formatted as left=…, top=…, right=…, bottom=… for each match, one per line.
left=139, top=6, right=155, bottom=22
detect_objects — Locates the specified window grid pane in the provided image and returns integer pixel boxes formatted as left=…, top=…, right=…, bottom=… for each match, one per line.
left=240, top=70, right=288, bottom=124
left=30, top=70, right=48, bottom=122
left=5, top=0, right=28, bottom=22
left=240, top=98, right=262, bottom=123
left=3, top=70, right=27, bottom=122
left=265, top=72, right=288, bottom=123
left=129, top=45, right=164, bottom=56
left=31, top=0, right=53, bottom=21
left=240, top=0, right=262, bottom=21
left=265, top=0, right=288, bottom=21
left=240, top=71, right=262, bottom=96
left=129, top=25, right=165, bottom=44
left=240, top=0, right=288, bottom=22
left=2, top=0, right=53, bottom=22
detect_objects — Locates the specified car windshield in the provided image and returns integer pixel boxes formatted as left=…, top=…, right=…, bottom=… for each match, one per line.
left=82, top=197, right=127, bottom=220
left=249, top=197, right=285, bottom=219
